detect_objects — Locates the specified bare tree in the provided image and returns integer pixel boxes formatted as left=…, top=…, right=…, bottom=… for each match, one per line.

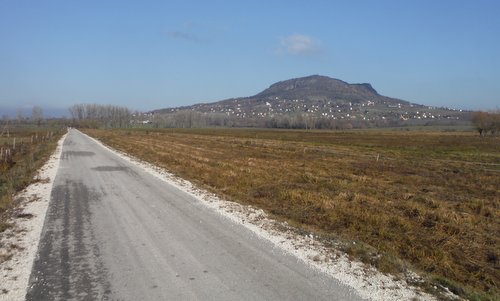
left=68, top=104, right=131, bottom=128
left=494, top=111, right=500, bottom=135
left=32, top=106, right=44, bottom=125
left=472, top=111, right=492, bottom=136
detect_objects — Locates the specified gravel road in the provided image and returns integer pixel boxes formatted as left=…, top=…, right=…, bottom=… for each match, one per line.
left=26, top=129, right=363, bottom=300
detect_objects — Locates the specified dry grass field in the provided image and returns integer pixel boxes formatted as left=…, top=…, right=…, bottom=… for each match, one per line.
left=0, top=125, right=65, bottom=232
left=84, top=128, right=499, bottom=300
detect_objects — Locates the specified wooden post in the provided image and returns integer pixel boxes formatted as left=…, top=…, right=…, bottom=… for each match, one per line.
left=13, top=138, right=15, bottom=150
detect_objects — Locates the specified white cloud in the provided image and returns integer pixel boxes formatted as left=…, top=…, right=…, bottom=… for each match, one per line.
left=278, top=34, right=322, bottom=56
left=167, top=21, right=212, bottom=43
left=167, top=31, right=203, bottom=43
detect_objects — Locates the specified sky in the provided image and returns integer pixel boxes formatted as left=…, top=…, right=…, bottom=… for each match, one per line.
left=0, top=0, right=499, bottom=117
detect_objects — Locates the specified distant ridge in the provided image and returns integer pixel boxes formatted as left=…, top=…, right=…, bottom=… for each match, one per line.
left=154, top=75, right=412, bottom=113
left=151, top=75, right=468, bottom=127
left=253, top=75, right=395, bottom=104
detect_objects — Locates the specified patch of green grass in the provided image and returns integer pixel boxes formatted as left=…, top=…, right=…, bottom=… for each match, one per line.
left=0, top=220, right=11, bottom=233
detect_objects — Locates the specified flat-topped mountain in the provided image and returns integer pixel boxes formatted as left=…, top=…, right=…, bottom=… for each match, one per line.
left=253, top=75, right=401, bottom=105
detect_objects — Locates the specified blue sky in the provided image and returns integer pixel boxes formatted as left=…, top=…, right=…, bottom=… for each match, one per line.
left=1, top=0, right=499, bottom=116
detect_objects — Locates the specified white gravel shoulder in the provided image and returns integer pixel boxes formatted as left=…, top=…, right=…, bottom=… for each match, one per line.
left=87, top=133, right=439, bottom=301
left=0, top=133, right=66, bottom=301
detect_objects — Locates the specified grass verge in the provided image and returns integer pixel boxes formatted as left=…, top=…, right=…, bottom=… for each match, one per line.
left=0, top=125, right=65, bottom=232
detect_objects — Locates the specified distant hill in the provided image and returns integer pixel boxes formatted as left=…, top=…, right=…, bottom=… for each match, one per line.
left=151, top=75, right=469, bottom=128
left=252, top=75, right=404, bottom=105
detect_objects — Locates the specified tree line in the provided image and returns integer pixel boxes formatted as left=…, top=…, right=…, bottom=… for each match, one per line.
left=145, top=110, right=415, bottom=130
left=69, top=104, right=131, bottom=128
left=471, top=111, right=500, bottom=136
left=65, top=104, right=490, bottom=132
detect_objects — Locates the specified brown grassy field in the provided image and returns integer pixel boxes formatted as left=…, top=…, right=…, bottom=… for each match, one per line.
left=84, top=128, right=499, bottom=300
left=0, top=125, right=65, bottom=232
